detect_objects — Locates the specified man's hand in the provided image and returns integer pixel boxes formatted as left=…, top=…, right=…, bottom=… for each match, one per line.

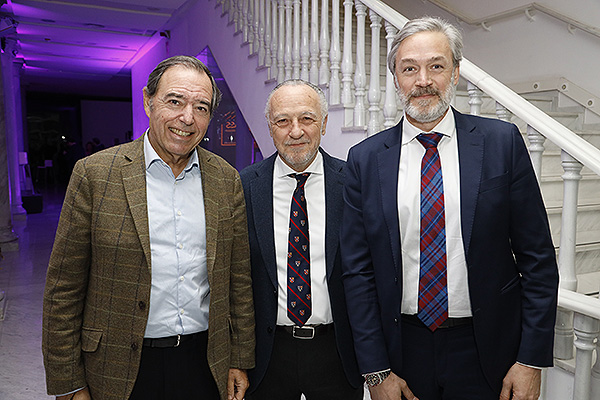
left=56, top=387, right=91, bottom=400
left=499, top=363, right=541, bottom=400
left=227, top=368, right=249, bottom=400
left=368, top=371, right=419, bottom=400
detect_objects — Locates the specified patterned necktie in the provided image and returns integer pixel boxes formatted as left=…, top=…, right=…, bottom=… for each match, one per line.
left=287, top=173, right=312, bottom=326
left=416, top=133, right=448, bottom=331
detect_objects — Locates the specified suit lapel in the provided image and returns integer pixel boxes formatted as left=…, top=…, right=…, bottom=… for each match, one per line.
left=454, top=109, right=484, bottom=258
left=322, top=150, right=344, bottom=280
left=121, top=136, right=152, bottom=269
left=376, top=124, right=403, bottom=273
left=251, top=154, right=278, bottom=287
left=197, top=147, right=220, bottom=279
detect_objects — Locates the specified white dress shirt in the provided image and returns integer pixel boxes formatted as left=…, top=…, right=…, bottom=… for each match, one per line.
left=398, top=110, right=472, bottom=317
left=273, top=152, right=333, bottom=325
left=144, top=133, right=209, bottom=338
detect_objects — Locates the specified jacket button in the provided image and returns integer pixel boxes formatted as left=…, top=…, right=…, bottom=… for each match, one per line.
left=394, top=277, right=398, bottom=284
left=267, top=327, right=273, bottom=334
left=131, top=342, right=138, bottom=351
left=394, top=318, right=398, bottom=324
left=138, top=301, right=146, bottom=310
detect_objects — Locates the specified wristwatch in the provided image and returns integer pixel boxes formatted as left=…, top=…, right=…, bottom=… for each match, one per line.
left=364, top=369, right=391, bottom=387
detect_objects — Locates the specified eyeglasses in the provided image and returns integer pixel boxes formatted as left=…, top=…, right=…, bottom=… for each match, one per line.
left=270, top=115, right=320, bottom=129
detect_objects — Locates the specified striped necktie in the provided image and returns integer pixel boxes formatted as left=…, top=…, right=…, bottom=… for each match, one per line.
left=416, top=133, right=448, bottom=331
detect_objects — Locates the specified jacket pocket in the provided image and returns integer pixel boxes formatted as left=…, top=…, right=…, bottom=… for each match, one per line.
left=81, top=327, right=103, bottom=352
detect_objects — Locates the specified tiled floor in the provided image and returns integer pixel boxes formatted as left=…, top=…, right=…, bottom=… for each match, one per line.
left=0, top=187, right=64, bottom=400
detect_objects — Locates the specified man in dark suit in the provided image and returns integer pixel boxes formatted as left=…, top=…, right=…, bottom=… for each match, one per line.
left=42, top=56, right=254, bottom=400
left=241, top=79, right=363, bottom=400
left=341, top=17, right=559, bottom=400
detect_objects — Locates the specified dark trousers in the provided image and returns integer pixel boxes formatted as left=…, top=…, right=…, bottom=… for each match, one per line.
left=400, top=316, right=497, bottom=400
left=247, top=325, right=363, bottom=400
left=129, top=331, right=220, bottom=400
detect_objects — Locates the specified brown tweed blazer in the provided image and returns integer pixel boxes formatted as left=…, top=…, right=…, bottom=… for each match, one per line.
left=42, top=135, right=255, bottom=400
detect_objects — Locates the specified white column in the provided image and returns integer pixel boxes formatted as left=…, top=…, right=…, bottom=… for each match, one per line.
left=1, top=38, right=25, bottom=218
left=353, top=0, right=367, bottom=127
left=277, top=0, right=286, bottom=82
left=300, top=0, right=310, bottom=80
left=0, top=48, right=18, bottom=252
left=467, top=81, right=483, bottom=116
left=253, top=0, right=260, bottom=54
left=367, top=9, right=382, bottom=136
left=573, top=313, right=599, bottom=400
left=309, top=0, right=319, bottom=84
left=341, top=0, right=354, bottom=107
left=383, top=21, right=398, bottom=128
left=526, top=125, right=546, bottom=182
left=242, top=0, right=250, bottom=43
left=292, top=0, right=301, bottom=79
left=319, top=0, right=330, bottom=85
left=329, top=0, right=341, bottom=105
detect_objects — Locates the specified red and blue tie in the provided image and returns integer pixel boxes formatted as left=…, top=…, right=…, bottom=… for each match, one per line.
left=417, top=133, right=448, bottom=331
left=287, top=173, right=311, bottom=326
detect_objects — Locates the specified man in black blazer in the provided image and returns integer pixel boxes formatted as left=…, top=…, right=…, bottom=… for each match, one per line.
left=241, top=79, right=363, bottom=400
left=341, top=17, right=558, bottom=400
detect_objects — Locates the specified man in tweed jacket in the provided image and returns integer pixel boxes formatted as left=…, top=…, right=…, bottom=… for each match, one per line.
left=42, top=56, right=255, bottom=400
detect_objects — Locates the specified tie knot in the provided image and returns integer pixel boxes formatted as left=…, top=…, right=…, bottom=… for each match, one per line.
left=291, top=173, right=310, bottom=188
left=417, top=133, right=443, bottom=149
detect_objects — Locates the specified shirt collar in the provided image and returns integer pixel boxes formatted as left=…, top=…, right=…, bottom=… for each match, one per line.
left=274, top=150, right=324, bottom=179
left=401, top=107, right=456, bottom=145
left=143, top=129, right=199, bottom=172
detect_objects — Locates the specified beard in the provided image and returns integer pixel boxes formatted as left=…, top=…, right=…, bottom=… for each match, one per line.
left=399, top=78, right=457, bottom=124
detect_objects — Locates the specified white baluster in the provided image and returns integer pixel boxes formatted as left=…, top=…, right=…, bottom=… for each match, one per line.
left=353, top=1, right=367, bottom=127
left=573, top=313, right=599, bottom=400
left=292, top=0, right=301, bottom=78
left=233, top=0, right=241, bottom=33
left=341, top=0, right=353, bottom=107
left=271, top=0, right=279, bottom=80
left=300, top=0, right=310, bottom=80
left=467, top=81, right=483, bottom=116
left=495, top=102, right=512, bottom=122
left=319, top=0, right=330, bottom=85
left=242, top=0, right=250, bottom=43
left=248, top=0, right=255, bottom=52
left=329, top=0, right=341, bottom=105
left=277, top=0, right=286, bottom=82
left=554, top=151, right=583, bottom=361
left=526, top=125, right=546, bottom=182
left=254, top=0, right=260, bottom=55
left=264, top=0, right=272, bottom=72
left=592, top=334, right=600, bottom=400
left=366, top=9, right=382, bottom=136
left=383, top=21, right=398, bottom=128
left=309, top=0, right=319, bottom=84
left=284, top=0, right=293, bottom=80
left=258, top=0, right=266, bottom=65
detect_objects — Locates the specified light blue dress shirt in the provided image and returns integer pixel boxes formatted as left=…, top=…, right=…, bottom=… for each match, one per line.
left=143, top=134, right=209, bottom=338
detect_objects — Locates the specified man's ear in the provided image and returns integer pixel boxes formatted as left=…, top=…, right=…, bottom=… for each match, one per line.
left=143, top=87, right=151, bottom=118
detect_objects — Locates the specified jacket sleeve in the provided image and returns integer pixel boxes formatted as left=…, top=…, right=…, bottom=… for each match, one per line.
left=42, top=159, right=92, bottom=395
left=228, top=173, right=256, bottom=369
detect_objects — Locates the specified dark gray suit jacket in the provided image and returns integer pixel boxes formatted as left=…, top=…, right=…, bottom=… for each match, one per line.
left=240, top=148, right=363, bottom=391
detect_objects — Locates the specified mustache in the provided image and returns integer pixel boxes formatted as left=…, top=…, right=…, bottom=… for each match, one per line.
left=408, top=86, right=441, bottom=99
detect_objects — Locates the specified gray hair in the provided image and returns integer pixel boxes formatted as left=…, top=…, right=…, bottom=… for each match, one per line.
left=145, top=55, right=222, bottom=116
left=264, top=79, right=329, bottom=120
left=387, top=16, right=463, bottom=77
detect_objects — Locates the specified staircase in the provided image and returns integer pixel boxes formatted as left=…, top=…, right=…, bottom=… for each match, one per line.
left=189, top=0, right=600, bottom=398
